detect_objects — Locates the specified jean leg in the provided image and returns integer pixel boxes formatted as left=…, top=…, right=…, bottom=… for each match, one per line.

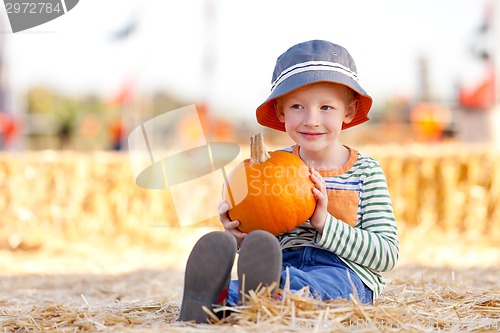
left=281, top=247, right=373, bottom=304
left=227, top=279, right=239, bottom=306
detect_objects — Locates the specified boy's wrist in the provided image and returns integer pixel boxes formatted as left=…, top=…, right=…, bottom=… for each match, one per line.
left=311, top=212, right=328, bottom=234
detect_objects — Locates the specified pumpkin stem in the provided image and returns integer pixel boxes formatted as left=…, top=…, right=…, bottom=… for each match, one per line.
left=249, top=132, right=271, bottom=163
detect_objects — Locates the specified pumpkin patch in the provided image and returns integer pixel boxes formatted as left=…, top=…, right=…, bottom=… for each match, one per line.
left=222, top=133, right=316, bottom=235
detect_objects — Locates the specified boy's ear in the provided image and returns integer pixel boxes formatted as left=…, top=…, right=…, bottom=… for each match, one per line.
left=275, top=101, right=286, bottom=122
left=343, top=100, right=357, bottom=124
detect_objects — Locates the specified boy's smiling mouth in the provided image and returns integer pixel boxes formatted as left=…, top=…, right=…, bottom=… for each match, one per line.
left=299, top=131, right=325, bottom=140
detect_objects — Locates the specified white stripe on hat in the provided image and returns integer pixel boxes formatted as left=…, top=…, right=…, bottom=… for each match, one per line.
left=271, top=61, right=359, bottom=93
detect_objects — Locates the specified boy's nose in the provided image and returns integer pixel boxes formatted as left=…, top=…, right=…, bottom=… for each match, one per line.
left=303, top=109, right=320, bottom=127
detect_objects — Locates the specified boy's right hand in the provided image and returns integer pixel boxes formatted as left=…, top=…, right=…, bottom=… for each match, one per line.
left=218, top=200, right=247, bottom=245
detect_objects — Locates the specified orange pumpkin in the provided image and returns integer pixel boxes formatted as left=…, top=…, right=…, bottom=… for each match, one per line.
left=222, top=133, right=316, bottom=235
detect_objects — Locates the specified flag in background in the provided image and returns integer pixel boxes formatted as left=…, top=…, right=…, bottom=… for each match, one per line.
left=459, top=64, right=495, bottom=110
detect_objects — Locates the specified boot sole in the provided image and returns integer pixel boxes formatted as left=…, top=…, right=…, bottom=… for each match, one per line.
left=237, top=230, right=282, bottom=302
left=178, top=231, right=237, bottom=323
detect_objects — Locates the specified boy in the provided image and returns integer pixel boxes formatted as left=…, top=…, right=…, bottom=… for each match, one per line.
left=178, top=40, right=399, bottom=323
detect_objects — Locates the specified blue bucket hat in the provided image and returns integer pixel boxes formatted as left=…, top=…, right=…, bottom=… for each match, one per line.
left=256, top=40, right=373, bottom=131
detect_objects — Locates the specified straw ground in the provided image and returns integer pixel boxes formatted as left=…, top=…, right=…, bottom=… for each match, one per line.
left=1, top=225, right=498, bottom=332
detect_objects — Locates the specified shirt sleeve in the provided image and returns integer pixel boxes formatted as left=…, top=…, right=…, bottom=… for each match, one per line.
left=313, top=161, right=399, bottom=272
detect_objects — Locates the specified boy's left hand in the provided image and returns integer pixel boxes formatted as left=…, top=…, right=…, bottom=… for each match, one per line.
left=309, top=167, right=328, bottom=234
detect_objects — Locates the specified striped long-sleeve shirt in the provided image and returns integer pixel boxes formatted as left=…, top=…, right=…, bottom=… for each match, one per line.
left=277, top=145, right=399, bottom=300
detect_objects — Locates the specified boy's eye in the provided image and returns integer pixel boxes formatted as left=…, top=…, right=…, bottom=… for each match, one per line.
left=320, top=105, right=333, bottom=111
left=291, top=104, right=303, bottom=109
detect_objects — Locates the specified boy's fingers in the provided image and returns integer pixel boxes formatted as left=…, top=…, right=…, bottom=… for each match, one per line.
left=224, top=220, right=239, bottom=230
left=313, top=187, right=322, bottom=197
left=230, top=228, right=247, bottom=239
left=218, top=201, right=229, bottom=215
left=223, top=221, right=247, bottom=239
left=309, top=170, right=326, bottom=191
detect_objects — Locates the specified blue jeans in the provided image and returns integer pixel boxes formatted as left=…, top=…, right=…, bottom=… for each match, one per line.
left=227, top=246, right=373, bottom=305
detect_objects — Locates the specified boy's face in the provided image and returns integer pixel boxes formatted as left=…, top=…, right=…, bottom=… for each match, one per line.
left=276, top=82, right=356, bottom=153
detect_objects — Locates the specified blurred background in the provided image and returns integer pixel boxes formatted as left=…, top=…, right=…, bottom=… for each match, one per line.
left=0, top=0, right=499, bottom=269
left=0, top=0, right=499, bottom=150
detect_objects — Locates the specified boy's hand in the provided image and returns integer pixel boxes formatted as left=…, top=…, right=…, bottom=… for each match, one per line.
left=309, top=167, right=328, bottom=234
left=218, top=200, right=247, bottom=245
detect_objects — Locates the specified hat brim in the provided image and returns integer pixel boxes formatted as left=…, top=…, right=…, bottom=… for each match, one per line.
left=256, top=71, right=373, bottom=131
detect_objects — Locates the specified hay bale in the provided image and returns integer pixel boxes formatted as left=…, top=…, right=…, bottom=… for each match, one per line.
left=1, top=144, right=500, bottom=250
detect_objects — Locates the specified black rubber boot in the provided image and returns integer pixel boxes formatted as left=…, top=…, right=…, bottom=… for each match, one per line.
left=178, top=231, right=237, bottom=323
